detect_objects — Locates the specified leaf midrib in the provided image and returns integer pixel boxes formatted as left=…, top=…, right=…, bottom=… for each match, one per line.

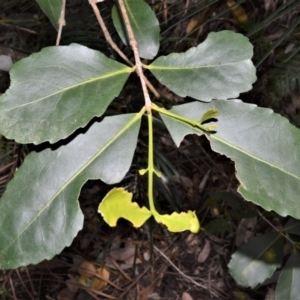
left=1, top=67, right=132, bottom=112
left=210, top=133, right=300, bottom=181
left=167, top=114, right=300, bottom=181
left=125, top=0, right=142, bottom=36
left=148, top=60, right=251, bottom=71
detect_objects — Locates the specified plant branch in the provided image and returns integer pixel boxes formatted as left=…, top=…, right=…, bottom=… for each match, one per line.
left=151, top=103, right=217, bottom=132
left=89, top=0, right=160, bottom=99
left=56, top=0, right=66, bottom=46
left=117, top=0, right=152, bottom=111
left=89, top=0, right=132, bottom=65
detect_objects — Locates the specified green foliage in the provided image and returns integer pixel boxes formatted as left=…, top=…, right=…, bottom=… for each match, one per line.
left=146, top=31, right=256, bottom=101
left=35, top=0, right=62, bottom=29
left=0, top=113, right=141, bottom=269
left=161, top=100, right=300, bottom=220
left=112, top=0, right=160, bottom=59
left=0, top=44, right=132, bottom=144
left=228, top=218, right=300, bottom=300
left=228, top=232, right=284, bottom=288
left=0, top=8, right=299, bottom=300
left=275, top=249, right=300, bottom=300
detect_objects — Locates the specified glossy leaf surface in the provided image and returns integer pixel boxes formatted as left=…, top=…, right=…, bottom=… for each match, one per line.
left=0, top=44, right=133, bottom=144
left=228, top=232, right=283, bottom=288
left=161, top=100, right=300, bottom=219
left=275, top=250, right=300, bottom=300
left=0, top=113, right=141, bottom=269
left=99, top=188, right=151, bottom=227
left=112, top=0, right=160, bottom=59
left=36, top=0, right=62, bottom=29
left=146, top=31, right=256, bottom=101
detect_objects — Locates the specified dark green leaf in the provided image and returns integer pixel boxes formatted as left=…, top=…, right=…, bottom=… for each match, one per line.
left=0, top=113, right=141, bottom=269
left=275, top=250, right=300, bottom=300
left=112, top=0, right=160, bottom=59
left=36, top=0, right=62, bottom=29
left=228, top=232, right=284, bottom=288
left=160, top=100, right=300, bottom=219
left=0, top=44, right=133, bottom=144
left=146, top=31, right=256, bottom=101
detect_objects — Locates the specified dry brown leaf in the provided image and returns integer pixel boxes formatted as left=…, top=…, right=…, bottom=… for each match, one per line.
left=109, top=243, right=141, bottom=265
left=78, top=261, right=96, bottom=277
left=186, top=19, right=199, bottom=34
left=91, top=277, right=106, bottom=290
left=97, top=267, right=110, bottom=280
left=66, top=277, right=79, bottom=293
left=264, top=0, right=274, bottom=12
left=73, top=255, right=85, bottom=267
left=182, top=291, right=193, bottom=300
left=78, top=276, right=93, bottom=287
left=173, top=175, right=193, bottom=188
left=197, top=239, right=211, bottom=263
left=91, top=267, right=110, bottom=290
left=226, top=0, right=248, bottom=24
left=77, top=261, right=110, bottom=291
left=57, top=287, right=76, bottom=300
left=235, top=217, right=257, bottom=247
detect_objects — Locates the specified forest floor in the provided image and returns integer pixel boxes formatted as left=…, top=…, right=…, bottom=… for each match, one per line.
left=0, top=0, right=299, bottom=299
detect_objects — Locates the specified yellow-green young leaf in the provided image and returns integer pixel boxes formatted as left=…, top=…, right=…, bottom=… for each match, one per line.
left=199, top=108, right=219, bottom=123
left=154, top=211, right=200, bottom=233
left=99, top=188, right=151, bottom=227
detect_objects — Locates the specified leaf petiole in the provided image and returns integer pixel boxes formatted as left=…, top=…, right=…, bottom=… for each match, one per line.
left=151, top=103, right=218, bottom=132
left=146, top=110, right=157, bottom=213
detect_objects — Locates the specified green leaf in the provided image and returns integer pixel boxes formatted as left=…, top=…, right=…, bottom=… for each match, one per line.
left=0, top=44, right=133, bottom=144
left=154, top=211, right=200, bottom=233
left=36, top=0, right=62, bottom=30
left=0, top=113, right=141, bottom=270
left=228, top=232, right=284, bottom=288
left=99, top=187, right=151, bottom=227
left=160, top=100, right=300, bottom=219
left=112, top=0, right=160, bottom=59
left=145, top=31, right=256, bottom=101
left=275, top=250, right=300, bottom=300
